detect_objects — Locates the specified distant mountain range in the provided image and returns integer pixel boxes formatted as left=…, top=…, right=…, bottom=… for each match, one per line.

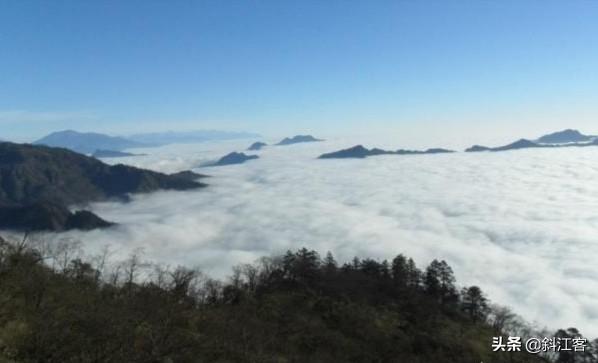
left=276, top=135, right=323, bottom=145
left=319, top=145, right=454, bottom=159
left=465, top=139, right=539, bottom=152
left=0, top=142, right=206, bottom=231
left=34, top=130, right=145, bottom=154
left=28, top=129, right=598, bottom=157
left=207, top=152, right=259, bottom=167
left=466, top=136, right=598, bottom=153
left=33, top=129, right=261, bottom=155
left=318, top=130, right=598, bottom=159
left=9, top=128, right=598, bottom=229
left=462, top=129, right=598, bottom=153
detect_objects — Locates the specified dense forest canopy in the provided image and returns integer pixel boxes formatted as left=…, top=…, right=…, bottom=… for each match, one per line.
left=0, top=234, right=593, bottom=363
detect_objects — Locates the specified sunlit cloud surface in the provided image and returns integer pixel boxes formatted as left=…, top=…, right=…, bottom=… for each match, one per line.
left=46, top=138, right=598, bottom=336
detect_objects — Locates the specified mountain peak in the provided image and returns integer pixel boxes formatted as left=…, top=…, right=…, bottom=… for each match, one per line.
left=319, top=145, right=370, bottom=159
left=276, top=135, right=323, bottom=146
left=491, top=139, right=540, bottom=152
left=536, top=129, right=592, bottom=144
left=465, top=145, right=491, bottom=152
left=319, top=145, right=453, bottom=159
left=211, top=152, right=259, bottom=166
left=247, top=141, right=267, bottom=151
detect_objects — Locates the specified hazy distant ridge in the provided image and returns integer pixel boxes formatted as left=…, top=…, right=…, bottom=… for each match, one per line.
left=34, top=130, right=144, bottom=154
left=34, top=129, right=261, bottom=154
left=276, top=135, right=323, bottom=145
left=319, top=145, right=454, bottom=159
left=466, top=131, right=598, bottom=153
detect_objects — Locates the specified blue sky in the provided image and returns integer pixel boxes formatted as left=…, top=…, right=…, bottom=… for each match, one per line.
left=1, top=0, right=598, bottom=142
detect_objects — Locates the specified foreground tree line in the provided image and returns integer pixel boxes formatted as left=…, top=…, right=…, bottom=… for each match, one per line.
left=0, top=235, right=594, bottom=363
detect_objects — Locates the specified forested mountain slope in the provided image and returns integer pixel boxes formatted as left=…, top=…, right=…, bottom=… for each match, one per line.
left=0, top=237, right=583, bottom=362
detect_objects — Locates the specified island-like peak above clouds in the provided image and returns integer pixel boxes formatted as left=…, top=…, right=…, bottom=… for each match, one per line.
left=208, top=152, right=259, bottom=167
left=34, top=130, right=145, bottom=154
left=319, top=145, right=371, bottom=158
left=465, top=145, right=492, bottom=152
left=492, top=138, right=539, bottom=151
left=318, top=145, right=454, bottom=159
left=465, top=139, right=546, bottom=152
left=276, top=135, right=323, bottom=145
left=466, top=137, right=598, bottom=153
left=0, top=142, right=206, bottom=231
left=247, top=141, right=267, bottom=151
left=536, top=129, right=595, bottom=144
left=465, top=129, right=598, bottom=153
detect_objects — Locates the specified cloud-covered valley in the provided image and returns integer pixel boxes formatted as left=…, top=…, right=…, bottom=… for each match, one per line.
left=41, top=138, right=598, bottom=336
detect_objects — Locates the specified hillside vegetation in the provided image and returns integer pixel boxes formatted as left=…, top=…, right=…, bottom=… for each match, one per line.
left=0, top=235, right=593, bottom=362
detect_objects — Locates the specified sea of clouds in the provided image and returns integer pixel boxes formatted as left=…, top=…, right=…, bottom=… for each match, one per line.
left=41, top=137, right=598, bottom=336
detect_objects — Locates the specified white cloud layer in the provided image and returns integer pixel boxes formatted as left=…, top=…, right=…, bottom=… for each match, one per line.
left=41, top=138, right=598, bottom=336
